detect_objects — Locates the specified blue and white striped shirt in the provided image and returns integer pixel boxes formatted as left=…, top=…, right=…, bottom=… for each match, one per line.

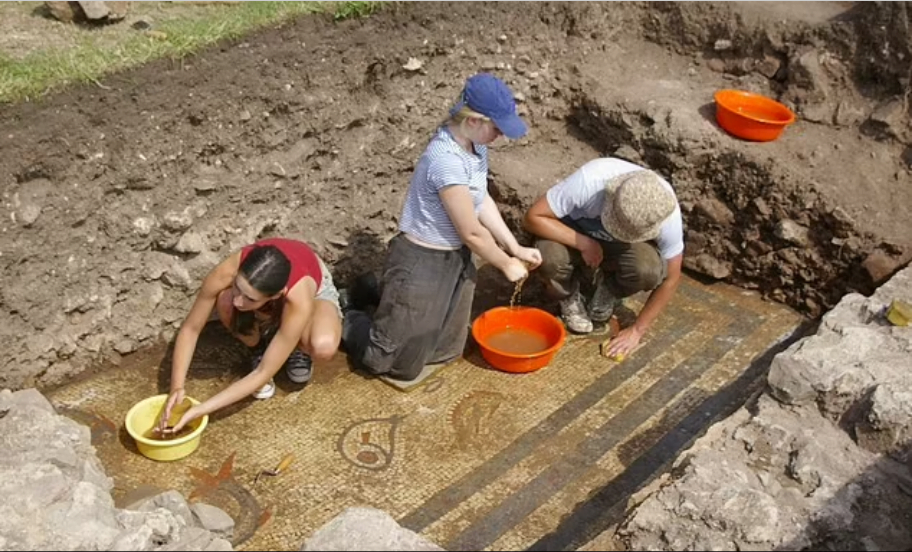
left=399, top=126, right=489, bottom=248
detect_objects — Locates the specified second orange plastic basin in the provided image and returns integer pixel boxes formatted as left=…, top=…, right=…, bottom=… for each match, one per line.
left=472, top=307, right=566, bottom=374
left=714, top=89, right=796, bottom=142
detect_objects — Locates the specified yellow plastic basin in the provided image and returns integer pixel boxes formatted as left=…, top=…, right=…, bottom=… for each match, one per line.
left=125, top=394, right=208, bottom=462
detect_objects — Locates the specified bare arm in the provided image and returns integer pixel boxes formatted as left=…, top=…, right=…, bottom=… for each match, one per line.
left=169, top=254, right=239, bottom=394
left=439, top=185, right=527, bottom=281
left=634, top=254, right=682, bottom=334
left=524, top=195, right=605, bottom=268
left=171, top=279, right=316, bottom=431
left=159, top=254, right=238, bottom=430
left=478, top=194, right=542, bottom=268
left=605, top=254, right=683, bottom=357
left=478, top=194, right=521, bottom=253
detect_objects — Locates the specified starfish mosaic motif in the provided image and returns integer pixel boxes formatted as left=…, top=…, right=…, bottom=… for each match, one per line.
left=188, top=451, right=236, bottom=500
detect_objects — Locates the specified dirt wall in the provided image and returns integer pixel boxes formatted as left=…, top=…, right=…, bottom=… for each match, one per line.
left=1, top=2, right=909, bottom=390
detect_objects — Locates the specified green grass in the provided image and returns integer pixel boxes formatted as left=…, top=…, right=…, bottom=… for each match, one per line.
left=0, top=1, right=386, bottom=104
left=332, top=1, right=385, bottom=20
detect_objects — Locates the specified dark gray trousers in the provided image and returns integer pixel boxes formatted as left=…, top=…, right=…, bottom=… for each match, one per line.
left=342, top=234, right=476, bottom=381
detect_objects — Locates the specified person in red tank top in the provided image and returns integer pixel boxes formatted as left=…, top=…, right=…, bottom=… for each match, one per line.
left=159, top=237, right=342, bottom=434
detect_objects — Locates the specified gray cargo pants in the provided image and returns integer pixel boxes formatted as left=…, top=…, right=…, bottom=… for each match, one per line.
left=535, top=238, right=667, bottom=299
left=342, top=233, right=476, bottom=381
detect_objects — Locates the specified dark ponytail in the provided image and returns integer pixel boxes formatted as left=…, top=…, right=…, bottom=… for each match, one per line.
left=231, top=245, right=291, bottom=335
left=241, top=245, right=291, bottom=295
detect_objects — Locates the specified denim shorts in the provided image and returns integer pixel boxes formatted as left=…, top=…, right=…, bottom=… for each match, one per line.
left=315, top=256, right=343, bottom=319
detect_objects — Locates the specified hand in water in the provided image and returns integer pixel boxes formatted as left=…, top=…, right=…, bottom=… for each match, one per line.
left=158, top=388, right=186, bottom=433
left=169, top=404, right=201, bottom=434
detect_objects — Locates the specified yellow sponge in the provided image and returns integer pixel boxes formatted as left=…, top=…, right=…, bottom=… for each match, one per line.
left=886, top=299, right=911, bottom=327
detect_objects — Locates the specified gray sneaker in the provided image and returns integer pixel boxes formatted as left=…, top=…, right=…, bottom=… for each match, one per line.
left=559, top=291, right=594, bottom=334
left=589, top=275, right=621, bottom=323
left=285, top=349, right=313, bottom=384
left=251, top=348, right=313, bottom=386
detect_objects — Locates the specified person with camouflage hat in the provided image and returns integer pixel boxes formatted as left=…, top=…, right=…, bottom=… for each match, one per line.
left=523, top=158, right=684, bottom=359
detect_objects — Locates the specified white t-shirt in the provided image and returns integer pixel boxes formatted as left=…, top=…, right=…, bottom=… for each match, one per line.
left=545, top=158, right=684, bottom=259
left=399, top=127, right=488, bottom=248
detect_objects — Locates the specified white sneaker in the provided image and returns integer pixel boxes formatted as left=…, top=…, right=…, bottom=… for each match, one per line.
left=252, top=378, right=276, bottom=400
left=560, top=291, right=594, bottom=334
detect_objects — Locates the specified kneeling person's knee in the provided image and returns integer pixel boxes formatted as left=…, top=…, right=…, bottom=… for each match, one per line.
left=308, top=334, right=339, bottom=362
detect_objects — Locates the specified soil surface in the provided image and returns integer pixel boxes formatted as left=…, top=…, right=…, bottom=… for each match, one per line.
left=1, top=2, right=911, bottom=390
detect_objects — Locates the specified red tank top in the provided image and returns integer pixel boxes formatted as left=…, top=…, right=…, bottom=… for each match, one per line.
left=240, top=238, right=322, bottom=291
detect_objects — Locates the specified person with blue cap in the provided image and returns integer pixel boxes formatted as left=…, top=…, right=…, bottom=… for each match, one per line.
left=342, top=73, right=541, bottom=382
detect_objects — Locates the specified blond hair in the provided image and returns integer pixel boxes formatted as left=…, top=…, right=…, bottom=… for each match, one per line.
left=442, top=105, right=490, bottom=132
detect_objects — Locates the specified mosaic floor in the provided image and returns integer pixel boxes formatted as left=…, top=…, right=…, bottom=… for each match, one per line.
left=47, top=276, right=804, bottom=551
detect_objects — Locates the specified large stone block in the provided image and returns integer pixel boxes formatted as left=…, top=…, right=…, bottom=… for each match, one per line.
left=301, top=507, right=443, bottom=551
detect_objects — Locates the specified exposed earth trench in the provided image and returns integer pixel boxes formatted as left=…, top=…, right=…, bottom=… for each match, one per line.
left=2, top=2, right=912, bottom=551
left=0, top=2, right=910, bottom=409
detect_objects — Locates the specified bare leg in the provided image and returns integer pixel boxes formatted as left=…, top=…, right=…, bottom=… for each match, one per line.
left=297, top=299, right=342, bottom=362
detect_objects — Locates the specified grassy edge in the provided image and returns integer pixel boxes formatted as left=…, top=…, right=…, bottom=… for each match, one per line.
left=0, top=1, right=385, bottom=104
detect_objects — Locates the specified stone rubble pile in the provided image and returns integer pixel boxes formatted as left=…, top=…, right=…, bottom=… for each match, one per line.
left=0, top=388, right=233, bottom=551
left=619, top=265, right=912, bottom=550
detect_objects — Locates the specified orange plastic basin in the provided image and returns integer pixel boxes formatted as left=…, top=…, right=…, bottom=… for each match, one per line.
left=472, top=306, right=566, bottom=374
left=714, top=89, right=796, bottom=142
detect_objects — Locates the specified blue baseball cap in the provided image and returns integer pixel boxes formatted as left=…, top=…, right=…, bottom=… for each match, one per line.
left=449, top=73, right=527, bottom=139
